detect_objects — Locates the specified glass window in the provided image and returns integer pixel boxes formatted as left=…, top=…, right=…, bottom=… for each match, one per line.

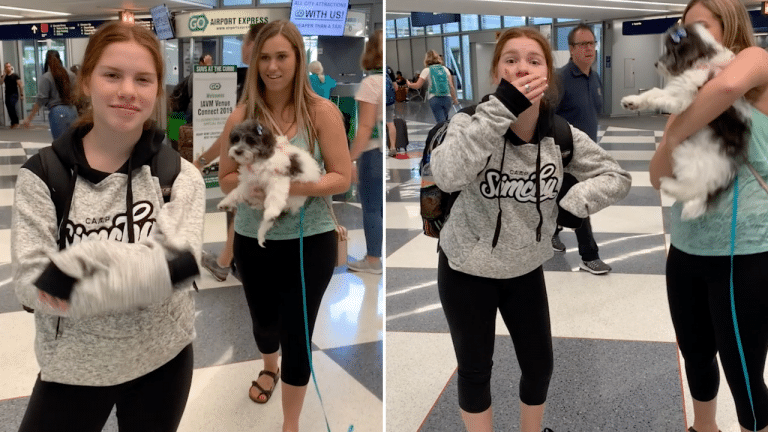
left=426, top=24, right=441, bottom=35
left=304, top=36, right=318, bottom=63
left=462, top=34, right=472, bottom=101
left=460, top=14, right=479, bottom=32
left=557, top=18, right=580, bottom=23
left=396, top=18, right=410, bottom=38
left=223, top=36, right=244, bottom=67
left=223, top=0, right=252, bottom=5
left=481, top=15, right=501, bottom=30
left=258, top=0, right=289, bottom=3
left=530, top=17, right=553, bottom=25
left=556, top=25, right=575, bottom=51
left=503, top=16, right=525, bottom=28
left=386, top=20, right=396, bottom=39
left=442, top=22, right=459, bottom=33
left=411, top=18, right=425, bottom=36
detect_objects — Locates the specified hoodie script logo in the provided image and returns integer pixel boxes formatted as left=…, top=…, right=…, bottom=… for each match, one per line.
left=480, top=163, right=560, bottom=203
left=61, top=201, right=156, bottom=248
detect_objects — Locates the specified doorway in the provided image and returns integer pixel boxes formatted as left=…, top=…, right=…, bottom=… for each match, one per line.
left=21, top=38, right=68, bottom=122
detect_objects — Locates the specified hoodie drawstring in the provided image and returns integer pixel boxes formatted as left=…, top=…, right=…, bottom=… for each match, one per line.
left=491, top=142, right=507, bottom=249
left=534, top=139, right=543, bottom=242
left=126, top=158, right=135, bottom=244
left=58, top=165, right=79, bottom=251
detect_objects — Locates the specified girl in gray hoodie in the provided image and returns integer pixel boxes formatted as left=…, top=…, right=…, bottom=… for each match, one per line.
left=12, top=21, right=204, bottom=432
left=431, top=27, right=631, bottom=432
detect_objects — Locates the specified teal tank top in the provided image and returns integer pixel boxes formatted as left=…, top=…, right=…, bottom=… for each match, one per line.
left=234, top=132, right=337, bottom=240
left=670, top=108, right=768, bottom=255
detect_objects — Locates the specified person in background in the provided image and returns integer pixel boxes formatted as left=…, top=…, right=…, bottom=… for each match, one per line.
left=395, top=71, right=407, bottom=87
left=1, top=62, right=23, bottom=128
left=430, top=26, right=630, bottom=432
left=22, top=50, right=77, bottom=139
left=217, top=20, right=350, bottom=431
left=308, top=60, right=337, bottom=100
left=406, top=50, right=459, bottom=123
left=650, top=0, right=768, bottom=431
left=198, top=23, right=267, bottom=282
left=348, top=30, right=384, bottom=274
left=12, top=20, right=204, bottom=432
left=552, top=24, right=612, bottom=275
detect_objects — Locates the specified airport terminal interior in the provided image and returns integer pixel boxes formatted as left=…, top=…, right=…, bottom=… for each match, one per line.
left=2, top=0, right=768, bottom=431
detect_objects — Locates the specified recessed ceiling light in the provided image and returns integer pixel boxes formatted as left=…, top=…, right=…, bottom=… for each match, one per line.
left=168, top=0, right=214, bottom=8
left=0, top=6, right=71, bottom=16
left=0, top=13, right=24, bottom=18
left=477, top=0, right=672, bottom=12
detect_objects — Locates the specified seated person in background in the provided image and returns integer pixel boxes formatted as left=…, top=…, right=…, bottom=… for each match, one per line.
left=395, top=71, right=407, bottom=86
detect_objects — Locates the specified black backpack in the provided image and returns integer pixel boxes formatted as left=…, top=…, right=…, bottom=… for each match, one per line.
left=419, top=106, right=580, bottom=239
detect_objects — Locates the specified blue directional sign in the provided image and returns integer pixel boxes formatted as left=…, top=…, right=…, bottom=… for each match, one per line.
left=0, top=20, right=108, bottom=40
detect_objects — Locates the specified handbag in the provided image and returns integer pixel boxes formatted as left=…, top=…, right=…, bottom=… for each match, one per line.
left=323, top=197, right=348, bottom=267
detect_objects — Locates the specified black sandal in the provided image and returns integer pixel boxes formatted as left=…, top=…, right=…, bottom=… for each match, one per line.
left=249, top=368, right=280, bottom=404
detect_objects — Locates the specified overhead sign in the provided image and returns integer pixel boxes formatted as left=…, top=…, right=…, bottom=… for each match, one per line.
left=344, top=10, right=366, bottom=37
left=192, top=65, right=238, bottom=163
left=174, top=8, right=289, bottom=38
left=0, top=20, right=106, bottom=40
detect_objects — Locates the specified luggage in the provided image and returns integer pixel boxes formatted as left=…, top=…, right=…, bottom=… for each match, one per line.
left=394, top=118, right=409, bottom=151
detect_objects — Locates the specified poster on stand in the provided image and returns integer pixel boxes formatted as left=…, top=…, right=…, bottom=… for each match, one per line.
left=192, top=64, right=237, bottom=186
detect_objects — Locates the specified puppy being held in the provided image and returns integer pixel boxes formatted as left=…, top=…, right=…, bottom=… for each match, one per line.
left=621, top=23, right=751, bottom=220
left=218, top=119, right=321, bottom=246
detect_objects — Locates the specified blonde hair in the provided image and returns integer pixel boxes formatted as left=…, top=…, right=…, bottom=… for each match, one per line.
left=308, top=60, right=325, bottom=83
left=492, top=27, right=559, bottom=110
left=240, top=20, right=325, bottom=154
left=683, top=0, right=755, bottom=54
left=424, top=50, right=442, bottom=67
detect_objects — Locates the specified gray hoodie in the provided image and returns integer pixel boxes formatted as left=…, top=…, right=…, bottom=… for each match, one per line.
left=431, top=81, right=631, bottom=279
left=12, top=124, right=205, bottom=386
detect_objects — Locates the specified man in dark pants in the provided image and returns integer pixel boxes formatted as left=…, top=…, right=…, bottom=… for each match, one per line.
left=554, top=24, right=612, bottom=275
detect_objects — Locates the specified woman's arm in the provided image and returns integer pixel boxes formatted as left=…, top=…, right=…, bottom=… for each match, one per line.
left=290, top=99, right=351, bottom=196
left=651, top=47, right=768, bottom=188
left=349, top=101, right=376, bottom=162
left=408, top=76, right=425, bottom=90
left=448, top=70, right=459, bottom=105
left=217, top=104, right=247, bottom=194
left=194, top=140, right=220, bottom=170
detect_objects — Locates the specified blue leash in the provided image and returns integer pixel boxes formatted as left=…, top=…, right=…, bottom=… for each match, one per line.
left=298, top=208, right=354, bottom=432
left=728, top=175, right=757, bottom=432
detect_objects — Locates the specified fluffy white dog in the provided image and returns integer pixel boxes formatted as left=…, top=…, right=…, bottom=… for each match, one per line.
left=621, top=23, right=751, bottom=220
left=218, top=119, right=321, bottom=246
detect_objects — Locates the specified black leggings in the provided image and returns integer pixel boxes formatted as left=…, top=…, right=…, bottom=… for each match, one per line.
left=667, top=246, right=768, bottom=430
left=17, top=344, right=193, bottom=432
left=234, top=230, right=336, bottom=386
left=437, top=251, right=553, bottom=413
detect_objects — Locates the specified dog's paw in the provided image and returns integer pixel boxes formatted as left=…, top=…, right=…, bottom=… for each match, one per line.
left=681, top=199, right=707, bottom=220
left=217, top=201, right=235, bottom=212
left=621, top=95, right=643, bottom=111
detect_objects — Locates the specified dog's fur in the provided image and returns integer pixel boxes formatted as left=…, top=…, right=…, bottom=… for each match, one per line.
left=621, top=23, right=751, bottom=219
left=217, top=119, right=321, bottom=246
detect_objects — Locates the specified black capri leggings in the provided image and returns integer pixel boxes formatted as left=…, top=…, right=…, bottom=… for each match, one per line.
left=667, top=246, right=768, bottom=430
left=18, top=344, right=193, bottom=432
left=437, top=251, right=554, bottom=413
left=234, top=230, right=336, bottom=387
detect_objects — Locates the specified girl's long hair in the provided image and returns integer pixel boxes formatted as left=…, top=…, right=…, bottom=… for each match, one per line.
left=44, top=50, right=74, bottom=105
left=240, top=20, right=324, bottom=154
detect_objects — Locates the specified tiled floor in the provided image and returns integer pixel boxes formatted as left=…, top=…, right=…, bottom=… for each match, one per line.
left=0, top=127, right=382, bottom=432
left=384, top=100, right=767, bottom=432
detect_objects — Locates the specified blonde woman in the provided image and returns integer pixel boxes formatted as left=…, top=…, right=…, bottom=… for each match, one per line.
left=407, top=49, right=459, bottom=122
left=308, top=60, right=337, bottom=99
left=217, top=20, right=350, bottom=431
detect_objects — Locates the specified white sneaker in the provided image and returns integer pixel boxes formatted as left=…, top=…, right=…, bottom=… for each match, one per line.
left=347, top=258, right=382, bottom=274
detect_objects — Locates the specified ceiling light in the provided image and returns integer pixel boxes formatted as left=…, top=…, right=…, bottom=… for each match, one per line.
left=168, top=0, right=214, bottom=8
left=477, top=0, right=672, bottom=13
left=0, top=6, right=71, bottom=16
left=588, top=0, right=684, bottom=6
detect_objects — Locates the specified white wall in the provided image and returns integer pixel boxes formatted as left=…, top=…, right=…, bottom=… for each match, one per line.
left=608, top=19, right=663, bottom=116
left=68, top=37, right=89, bottom=68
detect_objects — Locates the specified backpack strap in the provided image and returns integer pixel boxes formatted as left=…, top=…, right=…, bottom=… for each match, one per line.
left=152, top=143, right=182, bottom=203
left=552, top=114, right=573, bottom=167
left=38, top=147, right=73, bottom=250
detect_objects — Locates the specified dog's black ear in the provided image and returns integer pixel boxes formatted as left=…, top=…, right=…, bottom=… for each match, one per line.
left=229, top=126, right=241, bottom=144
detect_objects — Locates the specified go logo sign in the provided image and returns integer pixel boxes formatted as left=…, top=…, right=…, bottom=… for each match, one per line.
left=188, top=15, right=209, bottom=32
left=209, top=83, right=221, bottom=90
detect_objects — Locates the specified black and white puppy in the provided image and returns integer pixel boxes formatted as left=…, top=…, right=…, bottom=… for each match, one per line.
left=217, top=119, right=321, bottom=246
left=621, top=23, right=751, bottom=220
